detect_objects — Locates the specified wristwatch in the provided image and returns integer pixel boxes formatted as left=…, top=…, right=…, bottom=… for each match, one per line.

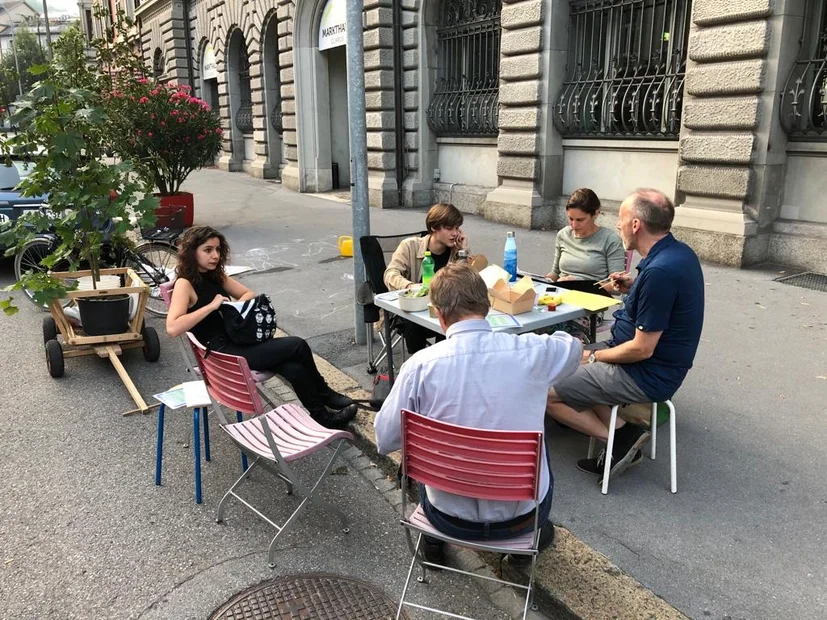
left=587, top=351, right=597, bottom=364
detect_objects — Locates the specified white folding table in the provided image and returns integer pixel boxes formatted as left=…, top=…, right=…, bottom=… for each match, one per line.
left=373, top=282, right=603, bottom=383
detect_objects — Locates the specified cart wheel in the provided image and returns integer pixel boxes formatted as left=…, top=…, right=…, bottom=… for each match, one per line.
left=42, top=316, right=58, bottom=344
left=45, top=339, right=64, bottom=378
left=142, top=325, right=161, bottom=362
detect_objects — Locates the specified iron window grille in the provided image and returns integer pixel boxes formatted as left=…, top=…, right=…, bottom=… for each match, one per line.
left=554, top=0, right=691, bottom=139
left=779, top=1, right=827, bottom=140
left=235, top=45, right=254, bottom=134
left=427, top=0, right=501, bottom=137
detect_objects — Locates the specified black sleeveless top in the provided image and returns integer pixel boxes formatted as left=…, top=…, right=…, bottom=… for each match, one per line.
left=188, top=277, right=229, bottom=347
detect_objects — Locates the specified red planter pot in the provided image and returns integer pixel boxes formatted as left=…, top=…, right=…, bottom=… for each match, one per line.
left=154, top=192, right=194, bottom=228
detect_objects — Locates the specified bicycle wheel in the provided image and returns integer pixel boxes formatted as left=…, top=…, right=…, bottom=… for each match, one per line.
left=13, top=237, right=71, bottom=310
left=127, top=241, right=179, bottom=317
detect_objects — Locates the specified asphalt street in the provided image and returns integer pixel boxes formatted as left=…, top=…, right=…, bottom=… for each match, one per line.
left=1, top=167, right=825, bottom=620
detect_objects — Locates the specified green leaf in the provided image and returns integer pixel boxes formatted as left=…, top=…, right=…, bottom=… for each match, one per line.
left=0, top=298, right=18, bottom=316
left=28, top=64, right=50, bottom=75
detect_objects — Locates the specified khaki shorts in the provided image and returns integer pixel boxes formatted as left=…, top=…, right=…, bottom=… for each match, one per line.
left=552, top=362, right=650, bottom=413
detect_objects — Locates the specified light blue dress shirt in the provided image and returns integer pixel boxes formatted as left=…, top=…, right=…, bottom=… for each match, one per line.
left=374, top=318, right=582, bottom=523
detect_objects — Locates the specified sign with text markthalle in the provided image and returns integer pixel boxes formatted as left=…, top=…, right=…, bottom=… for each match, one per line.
left=318, top=0, right=347, bottom=51
left=202, top=43, right=218, bottom=80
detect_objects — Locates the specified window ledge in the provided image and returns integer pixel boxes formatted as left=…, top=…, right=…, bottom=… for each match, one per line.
left=562, top=138, right=679, bottom=152
left=436, top=136, right=498, bottom=146
left=786, top=141, right=827, bottom=155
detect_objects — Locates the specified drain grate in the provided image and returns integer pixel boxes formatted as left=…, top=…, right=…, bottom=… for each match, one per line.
left=774, top=271, right=827, bottom=293
left=209, top=573, right=409, bottom=620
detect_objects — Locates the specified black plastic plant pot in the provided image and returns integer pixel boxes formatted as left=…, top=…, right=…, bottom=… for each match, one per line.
left=77, top=295, right=131, bottom=336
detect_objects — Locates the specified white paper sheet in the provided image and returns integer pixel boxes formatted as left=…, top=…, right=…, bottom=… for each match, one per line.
left=182, top=381, right=211, bottom=407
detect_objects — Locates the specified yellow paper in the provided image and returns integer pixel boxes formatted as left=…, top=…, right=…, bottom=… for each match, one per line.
left=561, top=290, right=622, bottom=312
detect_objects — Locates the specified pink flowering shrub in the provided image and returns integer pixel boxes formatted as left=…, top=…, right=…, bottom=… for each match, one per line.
left=107, top=80, right=222, bottom=195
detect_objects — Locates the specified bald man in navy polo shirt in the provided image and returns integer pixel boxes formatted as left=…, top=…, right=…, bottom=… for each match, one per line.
left=546, top=189, right=705, bottom=483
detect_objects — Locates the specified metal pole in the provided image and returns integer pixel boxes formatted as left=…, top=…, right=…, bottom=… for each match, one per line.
left=346, top=0, right=369, bottom=345
left=9, top=20, right=22, bottom=97
left=40, top=0, right=52, bottom=58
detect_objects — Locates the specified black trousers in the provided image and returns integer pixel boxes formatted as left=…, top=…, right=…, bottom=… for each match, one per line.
left=401, top=319, right=444, bottom=355
left=221, top=336, right=328, bottom=409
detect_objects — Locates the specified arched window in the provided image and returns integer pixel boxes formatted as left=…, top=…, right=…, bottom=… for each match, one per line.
left=152, top=48, right=164, bottom=78
left=426, top=0, right=501, bottom=137
left=780, top=0, right=827, bottom=140
left=235, top=43, right=254, bottom=134
left=554, top=0, right=692, bottom=138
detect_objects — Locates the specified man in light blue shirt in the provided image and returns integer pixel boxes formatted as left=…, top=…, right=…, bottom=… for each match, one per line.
left=374, top=264, right=582, bottom=563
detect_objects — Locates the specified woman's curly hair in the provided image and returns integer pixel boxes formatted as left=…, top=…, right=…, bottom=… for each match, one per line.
left=176, top=226, right=230, bottom=285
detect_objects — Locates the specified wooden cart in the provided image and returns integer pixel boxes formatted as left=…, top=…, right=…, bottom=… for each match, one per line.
left=43, top=267, right=161, bottom=415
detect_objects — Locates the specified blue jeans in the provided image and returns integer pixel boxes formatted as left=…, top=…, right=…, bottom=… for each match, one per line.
left=420, top=436, right=553, bottom=542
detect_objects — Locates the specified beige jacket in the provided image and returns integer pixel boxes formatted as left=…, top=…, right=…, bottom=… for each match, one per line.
left=383, top=235, right=465, bottom=291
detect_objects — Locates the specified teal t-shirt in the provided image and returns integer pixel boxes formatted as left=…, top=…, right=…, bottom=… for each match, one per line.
left=551, top=226, right=626, bottom=281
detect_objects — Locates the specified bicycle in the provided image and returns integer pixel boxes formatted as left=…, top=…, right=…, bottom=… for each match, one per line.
left=14, top=221, right=181, bottom=317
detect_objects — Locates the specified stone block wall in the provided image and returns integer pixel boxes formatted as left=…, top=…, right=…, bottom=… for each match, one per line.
left=363, top=0, right=399, bottom=207
left=138, top=0, right=190, bottom=85
left=482, top=0, right=546, bottom=228
left=674, top=0, right=773, bottom=265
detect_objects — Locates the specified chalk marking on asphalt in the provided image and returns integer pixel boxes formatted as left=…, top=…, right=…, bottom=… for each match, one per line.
left=320, top=305, right=347, bottom=319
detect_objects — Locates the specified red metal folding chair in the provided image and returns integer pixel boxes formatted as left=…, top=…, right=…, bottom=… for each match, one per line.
left=397, top=409, right=545, bottom=620
left=186, top=333, right=354, bottom=568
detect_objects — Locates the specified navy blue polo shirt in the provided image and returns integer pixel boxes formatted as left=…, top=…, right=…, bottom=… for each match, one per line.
left=609, top=234, right=704, bottom=402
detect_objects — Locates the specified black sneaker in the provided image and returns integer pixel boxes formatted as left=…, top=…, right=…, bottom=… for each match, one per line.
left=612, top=423, right=651, bottom=469
left=308, top=403, right=358, bottom=429
left=320, top=389, right=354, bottom=409
left=577, top=449, right=644, bottom=483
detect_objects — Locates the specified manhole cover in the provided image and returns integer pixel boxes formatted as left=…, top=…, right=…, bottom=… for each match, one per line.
left=209, top=573, right=409, bottom=620
left=774, top=271, right=827, bottom=293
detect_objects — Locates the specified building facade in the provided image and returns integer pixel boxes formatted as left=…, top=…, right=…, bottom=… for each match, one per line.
left=97, top=0, right=827, bottom=270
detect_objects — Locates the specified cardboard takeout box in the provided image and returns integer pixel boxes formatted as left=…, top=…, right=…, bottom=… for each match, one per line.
left=478, top=266, right=536, bottom=315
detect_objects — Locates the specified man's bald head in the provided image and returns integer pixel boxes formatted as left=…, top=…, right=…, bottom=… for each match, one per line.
left=629, top=189, right=674, bottom=235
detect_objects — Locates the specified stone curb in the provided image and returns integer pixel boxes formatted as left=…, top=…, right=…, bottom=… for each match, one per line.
left=273, top=343, right=688, bottom=620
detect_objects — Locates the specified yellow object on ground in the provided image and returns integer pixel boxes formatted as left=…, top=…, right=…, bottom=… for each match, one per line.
left=338, top=235, right=353, bottom=257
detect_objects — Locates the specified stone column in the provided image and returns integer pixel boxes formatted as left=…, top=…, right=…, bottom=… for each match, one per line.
left=400, top=0, right=430, bottom=207
left=363, top=2, right=399, bottom=207
left=250, top=11, right=282, bottom=180
left=277, top=2, right=299, bottom=191
left=675, top=0, right=796, bottom=266
left=483, top=0, right=545, bottom=228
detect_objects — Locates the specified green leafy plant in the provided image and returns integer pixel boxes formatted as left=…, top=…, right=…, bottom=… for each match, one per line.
left=106, top=79, right=223, bottom=195
left=0, top=23, right=159, bottom=315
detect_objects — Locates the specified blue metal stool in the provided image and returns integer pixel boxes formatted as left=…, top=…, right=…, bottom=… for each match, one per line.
left=155, top=404, right=211, bottom=504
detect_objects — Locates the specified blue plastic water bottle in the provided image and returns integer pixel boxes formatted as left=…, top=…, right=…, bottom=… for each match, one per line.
left=503, top=231, right=518, bottom=282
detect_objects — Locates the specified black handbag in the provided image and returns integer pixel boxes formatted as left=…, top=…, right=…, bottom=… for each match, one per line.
left=220, top=294, right=277, bottom=345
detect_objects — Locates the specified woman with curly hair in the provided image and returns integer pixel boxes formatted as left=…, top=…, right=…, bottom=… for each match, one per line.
left=166, top=226, right=357, bottom=428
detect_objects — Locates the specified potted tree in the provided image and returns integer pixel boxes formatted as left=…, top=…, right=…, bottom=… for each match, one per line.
left=105, top=78, right=223, bottom=228
left=0, top=24, right=159, bottom=332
